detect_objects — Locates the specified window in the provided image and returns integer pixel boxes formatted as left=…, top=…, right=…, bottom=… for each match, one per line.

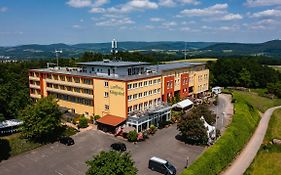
left=139, top=103, right=143, bottom=111
left=139, top=93, right=142, bottom=98
left=67, top=86, right=72, bottom=91
left=128, top=84, right=132, bottom=90
left=67, top=77, right=72, bottom=82
left=60, top=76, right=65, bottom=81
left=153, top=79, right=157, bottom=84
left=149, top=100, right=152, bottom=107
left=104, top=92, right=109, bottom=98
left=133, top=94, right=138, bottom=99
left=149, top=90, right=152, bottom=95
left=105, top=105, right=109, bottom=110
left=157, top=88, right=161, bottom=93
left=153, top=89, right=157, bottom=94
left=104, top=81, right=109, bottom=87
left=74, top=78, right=80, bottom=83
left=128, top=106, right=132, bottom=112
left=133, top=83, right=138, bottom=89
left=83, top=79, right=93, bottom=85
left=133, top=105, right=138, bottom=111
left=144, top=91, right=148, bottom=97
left=139, top=82, right=143, bottom=87
left=54, top=75, right=58, bottom=80
left=158, top=79, right=161, bottom=84
left=144, top=81, right=148, bottom=86
left=144, top=102, right=148, bottom=109
left=149, top=80, right=152, bottom=85
left=154, top=99, right=157, bottom=105
left=128, top=95, right=132, bottom=101
left=74, top=88, right=80, bottom=93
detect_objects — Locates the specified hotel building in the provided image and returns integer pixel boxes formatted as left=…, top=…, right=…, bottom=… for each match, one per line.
left=29, top=60, right=209, bottom=132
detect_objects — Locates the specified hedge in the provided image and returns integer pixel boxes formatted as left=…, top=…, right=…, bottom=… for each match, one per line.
left=181, top=92, right=260, bottom=175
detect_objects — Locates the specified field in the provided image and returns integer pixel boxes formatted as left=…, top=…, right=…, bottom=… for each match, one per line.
left=245, top=109, right=281, bottom=175
left=163, top=58, right=217, bottom=63
left=232, top=90, right=281, bottom=112
left=269, top=65, right=281, bottom=72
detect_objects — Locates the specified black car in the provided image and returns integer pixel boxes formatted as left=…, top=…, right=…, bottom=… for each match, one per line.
left=110, top=142, right=126, bottom=152
left=59, top=136, right=75, bottom=146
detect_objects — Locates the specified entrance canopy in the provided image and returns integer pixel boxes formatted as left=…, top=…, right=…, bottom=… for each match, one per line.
left=172, top=99, right=193, bottom=109
left=96, top=115, right=126, bottom=127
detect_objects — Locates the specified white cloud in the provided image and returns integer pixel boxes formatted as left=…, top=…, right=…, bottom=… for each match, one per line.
left=251, top=9, right=281, bottom=18
left=89, top=7, right=105, bottom=13
left=218, top=25, right=240, bottom=31
left=150, top=17, right=165, bottom=22
left=72, top=24, right=82, bottom=29
left=0, top=7, right=8, bottom=12
left=246, top=0, right=281, bottom=7
left=180, top=27, right=191, bottom=31
left=180, top=0, right=200, bottom=5
left=67, top=0, right=92, bottom=8
left=220, top=13, right=243, bottom=21
left=96, top=17, right=135, bottom=26
left=159, top=0, right=177, bottom=7
left=92, top=0, right=109, bottom=7
left=144, top=25, right=155, bottom=29
left=180, top=3, right=228, bottom=16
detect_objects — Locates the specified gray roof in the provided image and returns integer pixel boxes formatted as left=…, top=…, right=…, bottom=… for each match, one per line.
left=30, top=67, right=161, bottom=81
left=77, top=60, right=150, bottom=67
left=148, top=62, right=205, bottom=71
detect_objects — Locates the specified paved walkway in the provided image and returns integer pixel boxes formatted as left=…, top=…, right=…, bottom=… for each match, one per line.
left=222, top=106, right=281, bottom=175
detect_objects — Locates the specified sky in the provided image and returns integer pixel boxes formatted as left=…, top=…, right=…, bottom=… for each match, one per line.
left=0, top=0, right=281, bottom=46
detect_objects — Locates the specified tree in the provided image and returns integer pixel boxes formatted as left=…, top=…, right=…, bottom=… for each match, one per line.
left=127, top=130, right=138, bottom=142
left=86, top=150, right=137, bottom=175
left=177, top=105, right=216, bottom=145
left=20, top=96, right=62, bottom=142
left=239, top=68, right=251, bottom=87
left=79, top=116, right=88, bottom=128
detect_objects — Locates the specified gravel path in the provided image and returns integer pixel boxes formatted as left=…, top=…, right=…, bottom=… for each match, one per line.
left=221, top=106, right=281, bottom=175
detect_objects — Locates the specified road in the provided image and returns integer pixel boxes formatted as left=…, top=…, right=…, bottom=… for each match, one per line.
left=210, top=94, right=233, bottom=132
left=221, top=106, right=281, bottom=175
left=0, top=125, right=204, bottom=175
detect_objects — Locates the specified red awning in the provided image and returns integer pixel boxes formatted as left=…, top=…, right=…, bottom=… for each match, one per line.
left=96, top=115, right=126, bottom=127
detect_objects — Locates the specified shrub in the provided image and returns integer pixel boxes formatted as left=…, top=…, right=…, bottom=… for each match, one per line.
left=149, top=125, right=157, bottom=135
left=79, top=116, right=88, bottom=128
left=127, top=130, right=138, bottom=142
left=94, top=115, right=101, bottom=120
left=181, top=92, right=260, bottom=175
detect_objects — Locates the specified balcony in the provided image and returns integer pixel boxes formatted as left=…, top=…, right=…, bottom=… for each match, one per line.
left=29, top=84, right=41, bottom=89
left=46, top=87, right=93, bottom=99
left=29, top=76, right=40, bottom=81
left=30, top=93, right=41, bottom=99
left=45, top=79, right=93, bottom=89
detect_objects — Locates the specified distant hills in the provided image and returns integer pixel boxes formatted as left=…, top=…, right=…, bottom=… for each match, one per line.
left=0, top=40, right=280, bottom=59
left=202, top=40, right=281, bottom=57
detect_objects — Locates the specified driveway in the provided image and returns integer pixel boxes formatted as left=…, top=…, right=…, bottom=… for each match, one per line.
left=0, top=125, right=204, bottom=175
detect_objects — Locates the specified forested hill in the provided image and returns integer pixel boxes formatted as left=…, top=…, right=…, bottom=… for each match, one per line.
left=0, top=41, right=216, bottom=59
left=202, top=40, right=281, bottom=57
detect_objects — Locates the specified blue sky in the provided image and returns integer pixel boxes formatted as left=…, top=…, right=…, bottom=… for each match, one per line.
left=0, top=0, right=281, bottom=46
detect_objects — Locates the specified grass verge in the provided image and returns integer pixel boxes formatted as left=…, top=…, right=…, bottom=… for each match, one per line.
left=245, top=109, right=281, bottom=175
left=181, top=91, right=260, bottom=175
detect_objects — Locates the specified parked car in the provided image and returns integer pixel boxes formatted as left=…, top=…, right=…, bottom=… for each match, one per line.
left=59, top=136, right=75, bottom=146
left=148, top=157, right=176, bottom=175
left=110, top=142, right=127, bottom=152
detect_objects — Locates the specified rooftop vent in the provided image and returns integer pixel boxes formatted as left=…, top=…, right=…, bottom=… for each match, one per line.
left=103, top=59, right=110, bottom=63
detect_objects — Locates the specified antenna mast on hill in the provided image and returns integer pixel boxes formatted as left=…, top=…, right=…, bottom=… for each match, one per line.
left=55, top=50, right=62, bottom=67
left=184, top=42, right=187, bottom=60
left=111, top=39, right=118, bottom=61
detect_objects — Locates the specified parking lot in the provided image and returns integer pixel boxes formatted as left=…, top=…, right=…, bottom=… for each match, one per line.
left=0, top=125, right=204, bottom=175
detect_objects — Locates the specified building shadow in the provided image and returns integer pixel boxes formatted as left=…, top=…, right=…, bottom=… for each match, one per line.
left=0, top=138, right=11, bottom=162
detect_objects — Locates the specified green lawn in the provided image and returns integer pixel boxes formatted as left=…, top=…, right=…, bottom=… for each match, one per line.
left=245, top=109, right=281, bottom=175
left=0, top=126, right=78, bottom=161
left=0, top=133, right=42, bottom=160
left=232, top=91, right=281, bottom=112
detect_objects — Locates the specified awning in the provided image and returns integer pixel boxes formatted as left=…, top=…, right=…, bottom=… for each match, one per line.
left=172, top=99, right=193, bottom=109
left=96, top=115, right=126, bottom=127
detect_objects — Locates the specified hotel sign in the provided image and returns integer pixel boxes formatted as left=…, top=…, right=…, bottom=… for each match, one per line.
left=110, top=85, right=124, bottom=96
